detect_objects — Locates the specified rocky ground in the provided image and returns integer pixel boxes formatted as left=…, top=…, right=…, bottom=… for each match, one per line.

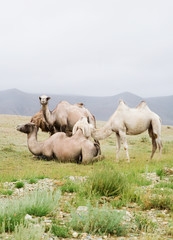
left=0, top=169, right=173, bottom=240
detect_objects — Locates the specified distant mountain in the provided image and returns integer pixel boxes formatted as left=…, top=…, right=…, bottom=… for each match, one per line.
left=0, top=88, right=172, bottom=125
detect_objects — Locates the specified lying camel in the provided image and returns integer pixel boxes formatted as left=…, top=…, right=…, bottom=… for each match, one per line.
left=73, top=100, right=162, bottom=162
left=16, top=122, right=100, bottom=164
left=31, top=110, right=56, bottom=135
left=39, top=95, right=96, bottom=136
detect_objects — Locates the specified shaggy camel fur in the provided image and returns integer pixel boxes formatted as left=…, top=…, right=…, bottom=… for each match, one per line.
left=16, top=122, right=100, bottom=164
left=31, top=110, right=56, bottom=135
left=73, top=100, right=162, bottom=162
left=39, top=95, right=96, bottom=135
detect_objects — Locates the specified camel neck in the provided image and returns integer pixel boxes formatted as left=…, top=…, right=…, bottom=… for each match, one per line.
left=27, top=130, right=42, bottom=156
left=41, top=104, right=54, bottom=125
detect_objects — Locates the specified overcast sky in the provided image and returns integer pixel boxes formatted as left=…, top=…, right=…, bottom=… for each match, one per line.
left=0, top=0, right=173, bottom=97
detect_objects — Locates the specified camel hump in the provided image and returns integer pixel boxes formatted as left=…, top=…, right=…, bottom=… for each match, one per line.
left=117, top=99, right=128, bottom=110
left=136, top=101, right=147, bottom=109
left=75, top=102, right=84, bottom=108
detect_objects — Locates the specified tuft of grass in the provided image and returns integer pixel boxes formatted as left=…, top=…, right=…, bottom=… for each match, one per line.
left=134, top=212, right=157, bottom=233
left=60, top=180, right=80, bottom=193
left=85, top=167, right=128, bottom=197
left=0, top=190, right=61, bottom=233
left=0, top=199, right=26, bottom=232
left=142, top=194, right=173, bottom=211
left=15, top=181, right=24, bottom=189
left=156, top=169, right=165, bottom=180
left=51, top=224, right=69, bottom=238
left=70, top=204, right=127, bottom=236
left=14, top=223, right=46, bottom=240
left=28, top=178, right=38, bottom=184
left=0, top=189, right=13, bottom=196
left=155, top=182, right=173, bottom=189
left=26, top=190, right=61, bottom=217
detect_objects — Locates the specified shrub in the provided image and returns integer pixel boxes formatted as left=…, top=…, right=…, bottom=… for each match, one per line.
left=70, top=204, right=127, bottom=236
left=0, top=198, right=26, bottom=232
left=134, top=212, right=157, bottom=233
left=60, top=180, right=80, bottom=193
left=85, top=167, right=128, bottom=197
left=0, top=189, right=13, bottom=196
left=51, top=224, right=69, bottom=238
left=0, top=190, right=61, bottom=232
left=26, top=190, right=61, bottom=217
left=15, top=181, right=24, bottom=188
left=28, top=178, right=38, bottom=184
left=142, top=194, right=173, bottom=211
left=14, top=223, right=46, bottom=240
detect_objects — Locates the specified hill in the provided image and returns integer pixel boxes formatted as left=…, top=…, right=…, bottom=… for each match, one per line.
left=0, top=88, right=172, bottom=125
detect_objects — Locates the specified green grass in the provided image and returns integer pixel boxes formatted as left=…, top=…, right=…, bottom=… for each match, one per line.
left=28, top=178, right=38, bottom=184
left=25, top=190, right=61, bottom=217
left=134, top=212, right=158, bottom=233
left=0, top=115, right=173, bottom=239
left=70, top=204, right=127, bottom=236
left=0, top=189, right=61, bottom=232
left=13, top=223, right=46, bottom=240
left=60, top=179, right=80, bottom=193
left=15, top=181, right=24, bottom=188
left=51, top=224, right=70, bottom=238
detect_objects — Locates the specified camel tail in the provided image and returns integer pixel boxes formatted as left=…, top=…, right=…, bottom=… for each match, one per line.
left=150, top=117, right=162, bottom=158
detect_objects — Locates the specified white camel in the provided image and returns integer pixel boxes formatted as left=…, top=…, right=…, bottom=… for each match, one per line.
left=73, top=100, right=162, bottom=162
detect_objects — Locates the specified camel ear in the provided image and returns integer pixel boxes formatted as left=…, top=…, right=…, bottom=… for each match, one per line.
left=47, top=97, right=50, bottom=100
left=39, top=96, right=41, bottom=101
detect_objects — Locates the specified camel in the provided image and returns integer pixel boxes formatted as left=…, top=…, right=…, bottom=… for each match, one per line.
left=39, top=95, right=96, bottom=135
left=72, top=100, right=162, bottom=162
left=30, top=110, right=56, bottom=135
left=16, top=122, right=100, bottom=164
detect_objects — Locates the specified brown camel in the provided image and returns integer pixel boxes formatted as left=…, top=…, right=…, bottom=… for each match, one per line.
left=39, top=95, right=96, bottom=135
left=31, top=110, right=56, bottom=135
left=16, top=122, right=100, bottom=164
left=73, top=100, right=162, bottom=162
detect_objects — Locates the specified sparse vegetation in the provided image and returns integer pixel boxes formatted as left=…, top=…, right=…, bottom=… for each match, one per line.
left=70, top=204, right=127, bottom=236
left=0, top=115, right=173, bottom=239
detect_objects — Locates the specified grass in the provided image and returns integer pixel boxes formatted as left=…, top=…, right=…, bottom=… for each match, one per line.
left=13, top=223, right=47, bottom=240
left=0, top=115, right=173, bottom=239
left=0, top=189, right=61, bottom=232
left=134, top=212, right=158, bottom=233
left=51, top=224, right=70, bottom=238
left=15, top=181, right=24, bottom=188
left=70, top=204, right=127, bottom=236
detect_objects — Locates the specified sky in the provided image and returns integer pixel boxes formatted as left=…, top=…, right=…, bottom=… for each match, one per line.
left=0, top=0, right=173, bottom=97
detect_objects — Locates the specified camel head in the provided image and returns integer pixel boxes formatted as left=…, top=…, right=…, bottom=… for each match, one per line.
left=16, top=122, right=37, bottom=134
left=39, top=95, right=51, bottom=106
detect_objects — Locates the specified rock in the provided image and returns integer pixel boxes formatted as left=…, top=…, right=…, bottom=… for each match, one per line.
left=77, top=206, right=88, bottom=213
left=25, top=214, right=32, bottom=221
left=72, top=231, right=79, bottom=238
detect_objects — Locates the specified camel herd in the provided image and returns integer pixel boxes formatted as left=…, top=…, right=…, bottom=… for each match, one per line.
left=17, top=95, right=162, bottom=164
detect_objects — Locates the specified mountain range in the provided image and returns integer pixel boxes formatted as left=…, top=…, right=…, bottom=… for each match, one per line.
left=0, top=88, right=173, bottom=125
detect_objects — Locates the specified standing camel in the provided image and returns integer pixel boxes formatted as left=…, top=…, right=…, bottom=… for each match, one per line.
left=31, top=110, right=56, bottom=135
left=16, top=122, right=100, bottom=164
left=73, top=100, right=162, bottom=162
left=39, top=95, right=96, bottom=135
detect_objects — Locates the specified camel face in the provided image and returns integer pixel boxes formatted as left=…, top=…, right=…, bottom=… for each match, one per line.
left=39, top=95, right=50, bottom=106
left=16, top=123, right=36, bottom=134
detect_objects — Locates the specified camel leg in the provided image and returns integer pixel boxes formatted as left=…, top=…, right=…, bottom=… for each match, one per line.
left=119, top=131, right=130, bottom=163
left=115, top=133, right=121, bottom=162
left=150, top=137, right=157, bottom=159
